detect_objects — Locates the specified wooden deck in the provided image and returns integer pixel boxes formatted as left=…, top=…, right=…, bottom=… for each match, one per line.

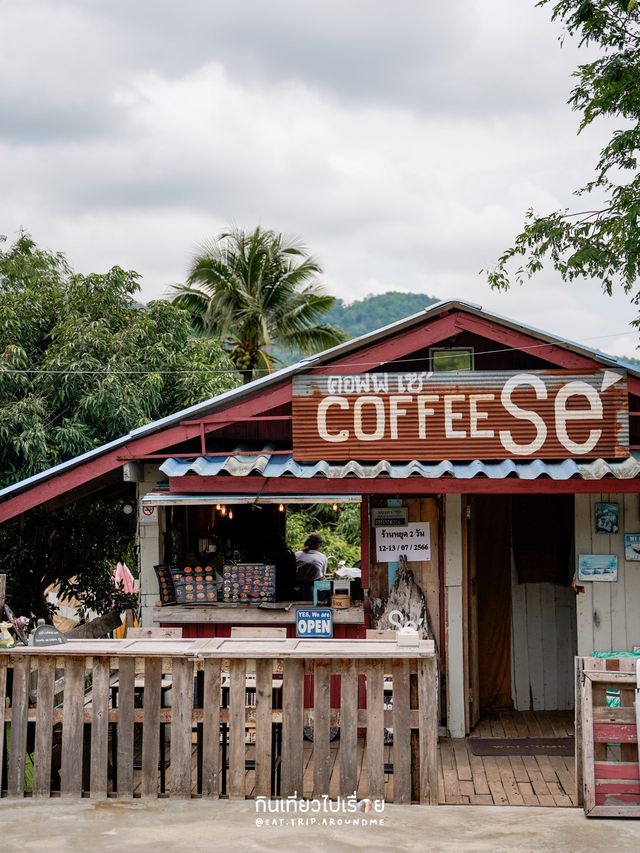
left=438, top=711, right=577, bottom=807
left=126, top=710, right=576, bottom=806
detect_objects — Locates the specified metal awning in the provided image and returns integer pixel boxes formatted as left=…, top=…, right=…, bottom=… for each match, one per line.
left=159, top=451, right=640, bottom=481
left=141, top=492, right=361, bottom=506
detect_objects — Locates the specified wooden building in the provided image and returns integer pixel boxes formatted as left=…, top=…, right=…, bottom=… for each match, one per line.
left=1, top=299, right=638, bottom=740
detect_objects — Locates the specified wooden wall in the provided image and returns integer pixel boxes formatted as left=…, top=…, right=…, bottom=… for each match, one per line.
left=510, top=553, right=577, bottom=710
left=575, top=493, right=640, bottom=656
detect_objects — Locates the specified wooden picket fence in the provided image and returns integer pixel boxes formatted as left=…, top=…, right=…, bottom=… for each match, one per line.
left=0, top=637, right=438, bottom=803
left=576, top=656, right=640, bottom=817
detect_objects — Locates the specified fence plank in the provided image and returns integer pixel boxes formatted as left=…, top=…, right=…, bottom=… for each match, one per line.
left=392, top=659, right=411, bottom=804
left=8, top=655, right=30, bottom=797
left=170, top=657, right=194, bottom=798
left=116, top=656, right=135, bottom=798
left=61, top=657, right=86, bottom=798
left=202, top=658, right=221, bottom=798
left=340, top=659, right=358, bottom=797
left=313, top=660, right=331, bottom=797
left=34, top=657, right=56, bottom=798
left=581, top=668, right=595, bottom=814
left=255, top=658, right=273, bottom=799
left=366, top=660, right=385, bottom=800
left=228, top=658, right=246, bottom=799
left=141, top=656, right=162, bottom=798
left=281, top=658, right=304, bottom=797
left=0, top=658, right=7, bottom=794
left=418, top=657, right=438, bottom=805
left=89, top=657, right=110, bottom=799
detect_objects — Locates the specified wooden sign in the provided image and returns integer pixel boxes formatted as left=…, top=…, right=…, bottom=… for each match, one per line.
left=292, top=370, right=629, bottom=461
left=33, top=624, right=67, bottom=646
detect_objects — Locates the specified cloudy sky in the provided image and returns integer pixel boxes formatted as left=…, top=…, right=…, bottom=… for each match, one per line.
left=1, top=0, right=636, bottom=358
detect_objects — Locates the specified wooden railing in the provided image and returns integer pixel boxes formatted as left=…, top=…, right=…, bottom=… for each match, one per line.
left=0, top=637, right=438, bottom=804
left=576, top=655, right=640, bottom=817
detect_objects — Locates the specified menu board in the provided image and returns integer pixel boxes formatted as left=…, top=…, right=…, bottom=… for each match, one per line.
left=170, top=565, right=218, bottom=604
left=222, top=563, right=275, bottom=603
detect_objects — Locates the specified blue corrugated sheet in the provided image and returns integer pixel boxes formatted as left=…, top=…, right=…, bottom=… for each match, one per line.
left=160, top=452, right=640, bottom=481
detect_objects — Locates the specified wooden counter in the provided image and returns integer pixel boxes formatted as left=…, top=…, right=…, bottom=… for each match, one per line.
left=153, top=603, right=366, bottom=625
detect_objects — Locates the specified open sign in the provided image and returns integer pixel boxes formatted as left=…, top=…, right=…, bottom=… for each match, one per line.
left=296, top=608, right=333, bottom=639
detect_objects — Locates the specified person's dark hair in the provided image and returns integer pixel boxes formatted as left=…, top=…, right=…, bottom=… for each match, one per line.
left=303, top=533, right=323, bottom=552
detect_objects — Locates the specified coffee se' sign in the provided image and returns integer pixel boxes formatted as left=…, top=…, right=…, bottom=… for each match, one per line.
left=292, top=370, right=628, bottom=461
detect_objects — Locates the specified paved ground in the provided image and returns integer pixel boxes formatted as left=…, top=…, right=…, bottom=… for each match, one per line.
left=1, top=801, right=639, bottom=853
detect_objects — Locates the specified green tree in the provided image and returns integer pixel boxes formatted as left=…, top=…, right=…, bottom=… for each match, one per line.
left=487, top=1, right=640, bottom=324
left=170, top=227, right=347, bottom=382
left=0, top=233, right=238, bottom=617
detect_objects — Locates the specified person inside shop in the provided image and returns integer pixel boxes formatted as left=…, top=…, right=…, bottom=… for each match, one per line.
left=295, top=533, right=328, bottom=601
left=263, top=532, right=297, bottom=602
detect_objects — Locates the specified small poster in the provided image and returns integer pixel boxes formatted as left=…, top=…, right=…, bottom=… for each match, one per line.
left=578, top=554, right=618, bottom=582
left=625, top=534, right=640, bottom=561
left=595, top=502, right=619, bottom=534
left=371, top=507, right=408, bottom=527
left=376, top=522, right=431, bottom=562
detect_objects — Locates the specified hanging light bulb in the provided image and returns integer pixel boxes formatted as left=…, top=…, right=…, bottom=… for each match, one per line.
left=228, top=509, right=234, bottom=520
left=332, top=503, right=338, bottom=512
left=220, top=505, right=227, bottom=517
left=278, top=503, right=285, bottom=512
left=216, top=504, right=221, bottom=511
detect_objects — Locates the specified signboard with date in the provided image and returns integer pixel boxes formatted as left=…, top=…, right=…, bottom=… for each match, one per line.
left=375, top=522, right=431, bottom=562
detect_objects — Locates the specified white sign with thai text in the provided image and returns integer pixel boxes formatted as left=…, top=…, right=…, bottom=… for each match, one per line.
left=376, top=523, right=431, bottom=562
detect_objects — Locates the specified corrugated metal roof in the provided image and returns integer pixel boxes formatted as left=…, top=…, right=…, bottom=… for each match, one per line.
left=2, top=298, right=639, bottom=503
left=160, top=451, right=640, bottom=481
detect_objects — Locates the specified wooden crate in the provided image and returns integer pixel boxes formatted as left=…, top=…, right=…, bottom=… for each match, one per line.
left=577, top=656, right=640, bottom=817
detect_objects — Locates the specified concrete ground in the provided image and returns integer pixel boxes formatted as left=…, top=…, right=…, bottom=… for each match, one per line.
left=1, top=801, right=640, bottom=853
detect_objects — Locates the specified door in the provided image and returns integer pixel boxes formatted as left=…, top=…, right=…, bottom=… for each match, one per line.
left=464, top=495, right=480, bottom=732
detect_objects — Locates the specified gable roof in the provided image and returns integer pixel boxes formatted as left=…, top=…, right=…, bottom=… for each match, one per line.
left=0, top=298, right=638, bottom=520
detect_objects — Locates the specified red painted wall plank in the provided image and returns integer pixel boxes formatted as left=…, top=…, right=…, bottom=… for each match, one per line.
left=593, top=723, right=638, bottom=743
left=595, top=762, right=640, bottom=780
left=596, top=792, right=640, bottom=805
left=596, top=782, right=640, bottom=794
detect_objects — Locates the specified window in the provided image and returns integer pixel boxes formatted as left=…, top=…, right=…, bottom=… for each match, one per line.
left=429, top=346, right=474, bottom=372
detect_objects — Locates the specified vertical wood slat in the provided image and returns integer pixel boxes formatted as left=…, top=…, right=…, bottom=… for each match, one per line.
left=581, top=670, right=595, bottom=814
left=228, top=658, right=246, bottom=799
left=89, top=657, right=110, bottom=799
left=0, top=658, right=8, bottom=795
left=281, top=658, right=304, bottom=797
left=7, top=655, right=30, bottom=798
left=254, top=658, right=273, bottom=799
left=170, top=657, right=194, bottom=798
left=339, top=659, right=358, bottom=797
left=202, top=658, right=221, bottom=798
left=575, top=657, right=584, bottom=808
left=61, top=657, right=86, bottom=798
left=418, top=657, right=438, bottom=805
left=392, top=659, right=411, bottom=804
left=116, top=657, right=135, bottom=798
left=141, top=657, right=162, bottom=798
left=33, top=657, right=55, bottom=798
left=365, top=660, right=385, bottom=800
left=312, top=660, right=331, bottom=797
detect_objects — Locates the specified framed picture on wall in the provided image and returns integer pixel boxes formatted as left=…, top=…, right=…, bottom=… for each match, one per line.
left=595, top=502, right=619, bottom=534
left=625, top=534, right=640, bottom=561
left=578, top=554, right=618, bottom=582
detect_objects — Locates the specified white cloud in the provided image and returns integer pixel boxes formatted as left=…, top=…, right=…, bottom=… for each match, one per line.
left=0, top=0, right=637, bottom=359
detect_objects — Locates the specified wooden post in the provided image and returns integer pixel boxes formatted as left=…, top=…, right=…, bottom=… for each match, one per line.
left=312, top=660, right=331, bottom=798
left=202, top=658, right=221, bottom=798
left=418, top=656, right=439, bottom=805
left=0, top=574, right=6, bottom=612
left=34, top=657, right=55, bottom=798
left=339, top=660, right=358, bottom=796
left=116, top=657, right=135, bottom=798
left=410, top=672, right=420, bottom=802
left=7, top=656, right=30, bottom=797
left=392, top=659, right=411, bottom=803
left=170, top=658, right=194, bottom=798
left=60, top=658, right=86, bottom=797
left=281, top=659, right=304, bottom=797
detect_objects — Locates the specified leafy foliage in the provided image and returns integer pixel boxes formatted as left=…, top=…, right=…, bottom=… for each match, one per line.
left=486, top=0, right=640, bottom=325
left=287, top=504, right=361, bottom=567
left=0, top=233, right=239, bottom=617
left=326, top=292, right=440, bottom=338
left=170, top=227, right=347, bottom=382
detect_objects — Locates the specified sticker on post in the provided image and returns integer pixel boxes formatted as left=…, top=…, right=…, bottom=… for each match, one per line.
left=296, top=607, right=333, bottom=639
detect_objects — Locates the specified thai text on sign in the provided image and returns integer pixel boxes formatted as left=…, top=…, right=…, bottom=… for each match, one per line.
left=291, top=370, right=628, bottom=460
left=376, top=523, right=431, bottom=562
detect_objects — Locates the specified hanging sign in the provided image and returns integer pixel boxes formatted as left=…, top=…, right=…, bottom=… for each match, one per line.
left=291, top=370, right=629, bottom=461
left=376, top=522, right=431, bottom=562
left=296, top=607, right=333, bottom=638
left=371, top=507, right=408, bottom=527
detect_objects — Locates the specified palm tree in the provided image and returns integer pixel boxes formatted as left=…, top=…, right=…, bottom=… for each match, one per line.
left=170, top=227, right=347, bottom=382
